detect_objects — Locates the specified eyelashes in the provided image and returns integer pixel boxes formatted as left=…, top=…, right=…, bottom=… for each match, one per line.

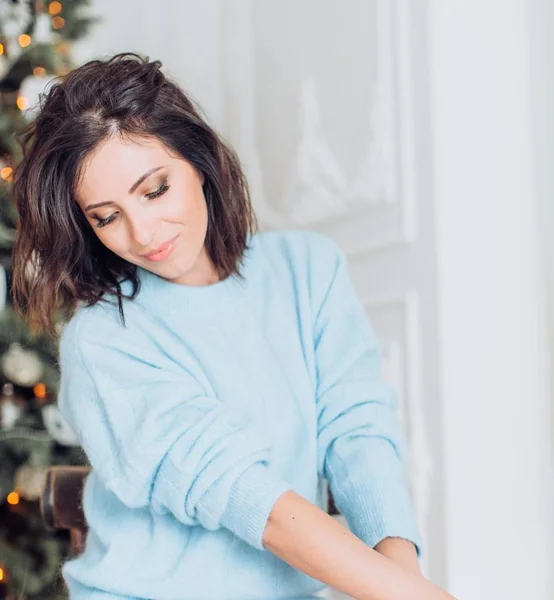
left=146, top=179, right=169, bottom=201
left=94, top=213, right=117, bottom=229
left=93, top=178, right=170, bottom=228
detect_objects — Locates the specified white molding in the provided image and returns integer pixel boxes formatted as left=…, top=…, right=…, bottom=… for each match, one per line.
left=221, top=0, right=418, bottom=254
left=393, top=0, right=418, bottom=245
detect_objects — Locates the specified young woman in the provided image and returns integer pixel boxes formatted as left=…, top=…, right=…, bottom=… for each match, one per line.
left=11, top=53, right=455, bottom=600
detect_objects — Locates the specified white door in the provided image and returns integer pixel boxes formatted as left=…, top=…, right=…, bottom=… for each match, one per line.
left=219, top=0, right=445, bottom=592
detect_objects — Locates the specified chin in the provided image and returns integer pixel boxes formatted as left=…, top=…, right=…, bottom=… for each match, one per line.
left=154, top=260, right=193, bottom=281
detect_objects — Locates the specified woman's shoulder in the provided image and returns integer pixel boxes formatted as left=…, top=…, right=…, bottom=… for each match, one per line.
left=250, top=228, right=343, bottom=269
left=58, top=294, right=151, bottom=357
left=250, top=229, right=345, bottom=293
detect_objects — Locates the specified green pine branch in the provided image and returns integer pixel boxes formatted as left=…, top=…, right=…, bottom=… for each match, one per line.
left=0, top=1, right=100, bottom=597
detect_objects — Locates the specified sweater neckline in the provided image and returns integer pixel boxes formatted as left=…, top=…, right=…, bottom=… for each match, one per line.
left=132, top=237, right=260, bottom=317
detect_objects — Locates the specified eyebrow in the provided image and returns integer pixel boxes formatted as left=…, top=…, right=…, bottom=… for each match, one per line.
left=84, top=166, right=165, bottom=212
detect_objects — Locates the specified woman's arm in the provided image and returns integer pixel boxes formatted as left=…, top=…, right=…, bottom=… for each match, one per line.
left=375, top=537, right=422, bottom=576
left=310, top=235, right=422, bottom=555
left=58, top=312, right=293, bottom=550
left=263, top=491, right=455, bottom=600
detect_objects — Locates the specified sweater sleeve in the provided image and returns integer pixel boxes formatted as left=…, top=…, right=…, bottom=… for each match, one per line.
left=57, top=309, right=292, bottom=551
left=312, top=236, right=422, bottom=554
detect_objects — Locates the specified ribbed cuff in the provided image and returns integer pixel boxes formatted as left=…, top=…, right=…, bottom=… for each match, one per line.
left=220, top=462, right=292, bottom=550
left=336, top=475, right=423, bottom=556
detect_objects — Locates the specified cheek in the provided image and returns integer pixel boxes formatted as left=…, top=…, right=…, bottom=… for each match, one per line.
left=172, top=187, right=208, bottom=225
left=188, top=195, right=208, bottom=223
left=93, top=224, right=131, bottom=255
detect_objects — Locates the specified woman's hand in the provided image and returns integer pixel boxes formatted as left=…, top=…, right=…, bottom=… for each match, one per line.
left=263, top=491, right=456, bottom=600
left=374, top=537, right=422, bottom=576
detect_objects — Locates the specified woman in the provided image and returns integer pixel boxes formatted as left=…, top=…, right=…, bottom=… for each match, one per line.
left=11, top=54, right=454, bottom=600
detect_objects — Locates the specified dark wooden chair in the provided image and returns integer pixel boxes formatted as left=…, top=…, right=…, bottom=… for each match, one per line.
left=41, top=466, right=90, bottom=556
left=41, top=466, right=339, bottom=557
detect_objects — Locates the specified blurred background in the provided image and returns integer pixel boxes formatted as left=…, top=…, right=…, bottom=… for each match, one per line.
left=1, top=1, right=553, bottom=599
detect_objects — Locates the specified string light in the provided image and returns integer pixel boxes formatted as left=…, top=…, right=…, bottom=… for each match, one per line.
left=16, top=96, right=29, bottom=110
left=0, top=167, right=12, bottom=181
left=18, top=34, right=31, bottom=48
left=7, top=491, right=20, bottom=506
left=0, top=43, right=4, bottom=55
left=34, top=382, right=47, bottom=400
left=55, top=42, right=69, bottom=54
left=33, top=67, right=46, bottom=77
left=52, top=16, right=65, bottom=29
left=0, top=567, right=4, bottom=581
left=49, top=1, right=63, bottom=15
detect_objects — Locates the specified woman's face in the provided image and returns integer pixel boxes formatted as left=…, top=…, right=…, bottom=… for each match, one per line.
left=75, top=135, right=218, bottom=286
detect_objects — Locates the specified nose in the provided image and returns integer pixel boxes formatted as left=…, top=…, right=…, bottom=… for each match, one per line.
left=128, top=212, right=158, bottom=248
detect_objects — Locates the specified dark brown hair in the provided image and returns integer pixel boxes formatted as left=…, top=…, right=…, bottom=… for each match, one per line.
left=11, top=52, right=256, bottom=335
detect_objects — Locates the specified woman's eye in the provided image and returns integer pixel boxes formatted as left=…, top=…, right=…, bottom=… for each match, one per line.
left=146, top=179, right=170, bottom=200
left=92, top=179, right=169, bottom=228
left=94, top=213, right=117, bottom=228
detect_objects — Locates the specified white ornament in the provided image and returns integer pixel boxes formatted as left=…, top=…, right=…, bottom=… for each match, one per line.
left=33, top=12, right=52, bottom=44
left=0, top=0, right=33, bottom=39
left=5, top=37, right=21, bottom=62
left=0, top=396, right=21, bottom=431
left=42, top=404, right=79, bottom=446
left=0, top=0, right=33, bottom=68
left=1, top=343, right=44, bottom=387
left=15, top=464, right=47, bottom=500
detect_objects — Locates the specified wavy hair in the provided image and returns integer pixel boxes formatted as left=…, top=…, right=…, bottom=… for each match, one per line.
left=11, top=53, right=256, bottom=335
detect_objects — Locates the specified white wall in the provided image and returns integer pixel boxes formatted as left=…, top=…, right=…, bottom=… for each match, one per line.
left=427, top=0, right=554, bottom=597
left=73, top=0, right=225, bottom=131
left=535, top=0, right=554, bottom=382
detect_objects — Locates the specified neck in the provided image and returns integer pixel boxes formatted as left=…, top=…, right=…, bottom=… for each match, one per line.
left=173, top=246, right=220, bottom=287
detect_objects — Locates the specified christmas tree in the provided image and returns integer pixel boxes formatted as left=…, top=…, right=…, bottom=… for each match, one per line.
left=0, top=1, right=98, bottom=598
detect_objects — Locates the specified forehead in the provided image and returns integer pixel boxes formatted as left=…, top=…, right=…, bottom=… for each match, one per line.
left=76, top=136, right=175, bottom=205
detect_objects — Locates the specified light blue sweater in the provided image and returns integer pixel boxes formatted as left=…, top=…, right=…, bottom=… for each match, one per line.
left=57, top=230, right=421, bottom=600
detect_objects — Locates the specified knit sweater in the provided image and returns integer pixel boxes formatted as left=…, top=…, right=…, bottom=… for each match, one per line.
left=57, top=229, right=421, bottom=600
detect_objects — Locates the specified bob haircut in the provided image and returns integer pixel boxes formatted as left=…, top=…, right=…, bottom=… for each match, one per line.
left=11, top=52, right=256, bottom=336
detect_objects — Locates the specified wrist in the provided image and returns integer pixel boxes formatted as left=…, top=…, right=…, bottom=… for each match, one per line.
left=374, top=537, right=422, bottom=575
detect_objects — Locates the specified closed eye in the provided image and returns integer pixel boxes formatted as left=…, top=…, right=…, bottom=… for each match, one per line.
left=93, top=178, right=170, bottom=228
left=146, top=178, right=170, bottom=200
left=94, top=213, right=118, bottom=228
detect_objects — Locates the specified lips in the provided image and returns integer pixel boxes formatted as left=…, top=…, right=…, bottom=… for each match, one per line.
left=141, top=235, right=179, bottom=262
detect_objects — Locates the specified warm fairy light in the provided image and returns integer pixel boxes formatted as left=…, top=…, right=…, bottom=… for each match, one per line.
left=56, top=41, right=70, bottom=54
left=0, top=44, right=4, bottom=55
left=33, top=66, right=46, bottom=77
left=18, top=34, right=31, bottom=48
left=7, top=491, right=20, bottom=505
left=52, top=16, right=65, bottom=29
left=0, top=167, right=12, bottom=181
left=49, top=1, right=63, bottom=15
left=34, top=382, right=47, bottom=399
left=17, top=96, right=29, bottom=110
left=0, top=567, right=4, bottom=581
